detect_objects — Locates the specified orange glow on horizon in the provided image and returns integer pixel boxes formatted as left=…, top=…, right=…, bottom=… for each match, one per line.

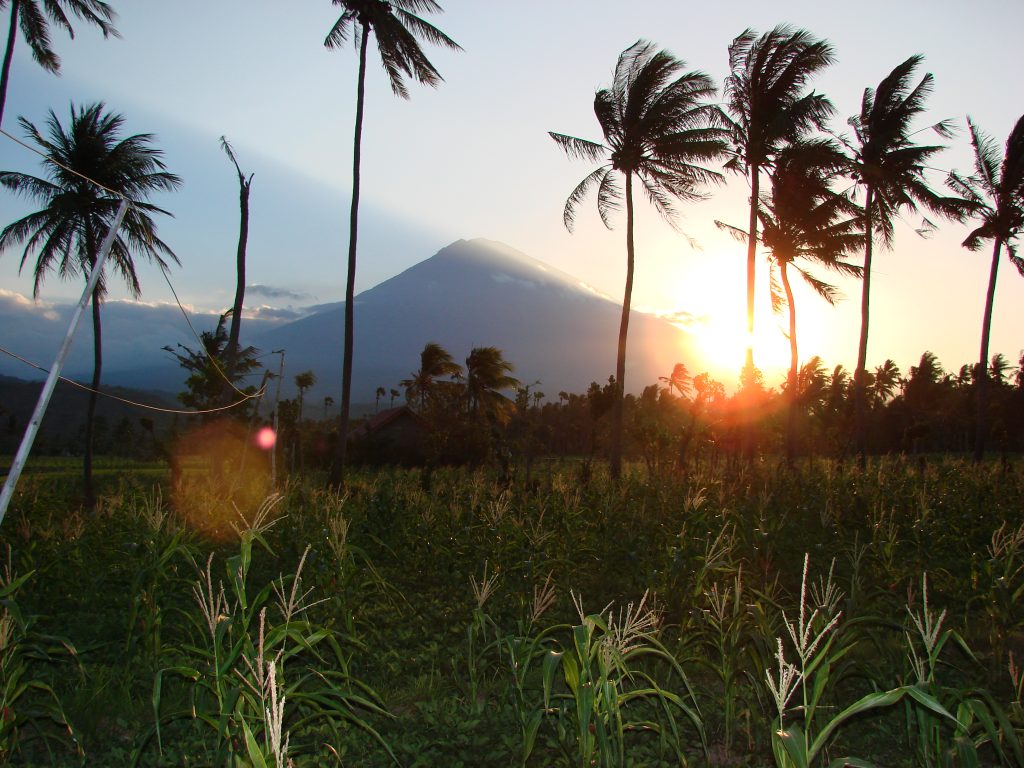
left=656, top=251, right=832, bottom=388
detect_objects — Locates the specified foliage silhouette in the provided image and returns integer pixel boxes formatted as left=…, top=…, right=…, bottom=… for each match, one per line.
left=0, top=102, right=180, bottom=507
left=550, top=39, right=728, bottom=480
left=323, top=0, right=461, bottom=488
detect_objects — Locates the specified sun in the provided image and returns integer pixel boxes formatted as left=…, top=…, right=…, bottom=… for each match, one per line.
left=655, top=253, right=832, bottom=387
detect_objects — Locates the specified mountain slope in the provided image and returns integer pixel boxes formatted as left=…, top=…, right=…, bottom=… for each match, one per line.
left=257, top=238, right=698, bottom=402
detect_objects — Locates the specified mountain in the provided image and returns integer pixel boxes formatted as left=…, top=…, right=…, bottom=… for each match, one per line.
left=256, top=238, right=699, bottom=403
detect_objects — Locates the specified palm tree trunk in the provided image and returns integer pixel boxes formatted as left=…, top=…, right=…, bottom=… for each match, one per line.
left=854, top=186, right=875, bottom=467
left=224, top=172, right=251, bottom=398
left=332, top=23, right=369, bottom=488
left=84, top=284, right=102, bottom=511
left=780, top=260, right=798, bottom=466
left=0, top=0, right=20, bottom=129
left=744, top=163, right=760, bottom=372
left=610, top=172, right=635, bottom=481
left=974, top=238, right=1003, bottom=463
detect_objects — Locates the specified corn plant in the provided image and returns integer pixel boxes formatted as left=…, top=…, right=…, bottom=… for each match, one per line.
left=454, top=561, right=501, bottom=715
left=0, top=556, right=80, bottom=764
left=124, top=487, right=198, bottom=663
left=904, top=573, right=1024, bottom=767
left=502, top=571, right=559, bottom=767
left=541, top=590, right=705, bottom=767
left=766, top=555, right=957, bottom=768
left=970, top=522, right=1024, bottom=658
left=696, top=568, right=756, bottom=756
left=145, top=495, right=394, bottom=765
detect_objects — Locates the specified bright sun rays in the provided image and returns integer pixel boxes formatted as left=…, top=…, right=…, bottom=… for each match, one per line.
left=655, top=250, right=831, bottom=387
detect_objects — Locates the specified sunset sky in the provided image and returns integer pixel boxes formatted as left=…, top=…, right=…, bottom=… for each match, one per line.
left=0, top=0, right=1021, bottom=387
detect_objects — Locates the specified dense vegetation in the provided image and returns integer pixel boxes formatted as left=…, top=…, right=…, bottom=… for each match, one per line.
left=1, top=458, right=1023, bottom=766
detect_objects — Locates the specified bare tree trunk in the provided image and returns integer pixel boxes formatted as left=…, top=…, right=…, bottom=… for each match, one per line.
left=744, top=162, right=760, bottom=372
left=854, top=186, right=875, bottom=468
left=780, top=260, right=798, bottom=466
left=0, top=0, right=19, bottom=129
left=331, top=24, right=369, bottom=489
left=84, top=284, right=102, bottom=511
left=224, top=147, right=252, bottom=400
left=610, top=172, right=635, bottom=481
left=974, top=238, right=1003, bottom=463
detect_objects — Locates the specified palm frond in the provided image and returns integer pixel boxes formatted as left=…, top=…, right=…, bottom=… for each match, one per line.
left=561, top=165, right=608, bottom=231
left=549, top=132, right=606, bottom=163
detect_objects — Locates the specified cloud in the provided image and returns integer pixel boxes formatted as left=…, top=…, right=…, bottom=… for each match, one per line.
left=656, top=309, right=709, bottom=332
left=246, top=284, right=311, bottom=301
left=247, top=305, right=303, bottom=322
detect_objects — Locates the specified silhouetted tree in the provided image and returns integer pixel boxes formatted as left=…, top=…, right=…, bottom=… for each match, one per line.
left=724, top=25, right=835, bottom=372
left=165, top=311, right=261, bottom=417
left=324, top=0, right=461, bottom=487
left=550, top=39, right=728, bottom=479
left=0, top=102, right=180, bottom=508
left=465, top=346, right=520, bottom=422
left=947, top=113, right=1024, bottom=461
left=401, top=341, right=462, bottom=409
left=219, top=136, right=253, bottom=400
left=846, top=55, right=966, bottom=464
left=0, top=0, right=116, bottom=127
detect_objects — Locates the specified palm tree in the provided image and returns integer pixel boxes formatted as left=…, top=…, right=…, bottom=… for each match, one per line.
left=870, top=359, right=902, bottom=406
left=374, top=386, right=385, bottom=412
left=659, top=362, right=692, bottom=398
left=0, top=102, right=180, bottom=507
left=550, top=39, right=729, bottom=479
left=946, top=113, right=1024, bottom=461
left=401, top=341, right=462, bottom=410
left=294, top=370, right=317, bottom=423
left=0, top=0, right=117, bottom=127
left=719, top=139, right=862, bottom=462
left=724, top=25, right=835, bottom=374
left=465, top=346, right=520, bottom=421
left=219, top=136, right=253, bottom=401
left=164, top=311, right=261, bottom=418
left=845, top=55, right=966, bottom=463
left=324, top=0, right=461, bottom=487
left=294, top=369, right=316, bottom=471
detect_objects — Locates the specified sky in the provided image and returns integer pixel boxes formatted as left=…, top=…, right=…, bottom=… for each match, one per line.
left=0, top=0, right=1022, bottom=389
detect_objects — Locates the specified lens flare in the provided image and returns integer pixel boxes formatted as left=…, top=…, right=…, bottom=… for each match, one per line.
left=256, top=426, right=277, bottom=450
left=171, top=419, right=272, bottom=538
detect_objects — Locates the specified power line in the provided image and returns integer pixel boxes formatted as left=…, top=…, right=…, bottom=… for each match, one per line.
left=0, top=343, right=265, bottom=415
left=1, top=125, right=270, bottom=403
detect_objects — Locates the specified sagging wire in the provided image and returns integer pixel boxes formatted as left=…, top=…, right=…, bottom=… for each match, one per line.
left=0, top=343, right=264, bottom=415
left=0, top=125, right=269, bottom=408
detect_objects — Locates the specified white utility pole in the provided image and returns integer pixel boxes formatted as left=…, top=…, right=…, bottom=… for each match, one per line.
left=0, top=199, right=130, bottom=526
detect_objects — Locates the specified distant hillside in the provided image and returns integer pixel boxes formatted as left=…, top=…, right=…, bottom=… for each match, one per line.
left=0, top=374, right=180, bottom=455
left=256, top=238, right=700, bottom=402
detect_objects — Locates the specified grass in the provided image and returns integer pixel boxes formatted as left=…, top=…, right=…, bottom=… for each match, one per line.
left=0, top=456, right=1022, bottom=765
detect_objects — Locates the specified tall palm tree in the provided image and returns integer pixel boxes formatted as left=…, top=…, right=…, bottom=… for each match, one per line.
left=219, top=136, right=253, bottom=401
left=724, top=25, right=835, bottom=374
left=845, top=55, right=966, bottom=463
left=401, top=340, right=462, bottom=410
left=0, top=0, right=117, bottom=127
left=719, top=139, right=862, bottom=462
left=324, top=0, right=460, bottom=487
left=550, top=39, right=729, bottom=479
left=946, top=113, right=1024, bottom=461
left=465, top=346, right=520, bottom=421
left=0, top=102, right=180, bottom=507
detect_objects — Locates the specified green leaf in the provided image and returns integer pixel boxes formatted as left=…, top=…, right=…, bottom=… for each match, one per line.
left=240, top=718, right=269, bottom=768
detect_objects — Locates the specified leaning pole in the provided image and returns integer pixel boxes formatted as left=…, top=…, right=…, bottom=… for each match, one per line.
left=0, top=198, right=130, bottom=526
